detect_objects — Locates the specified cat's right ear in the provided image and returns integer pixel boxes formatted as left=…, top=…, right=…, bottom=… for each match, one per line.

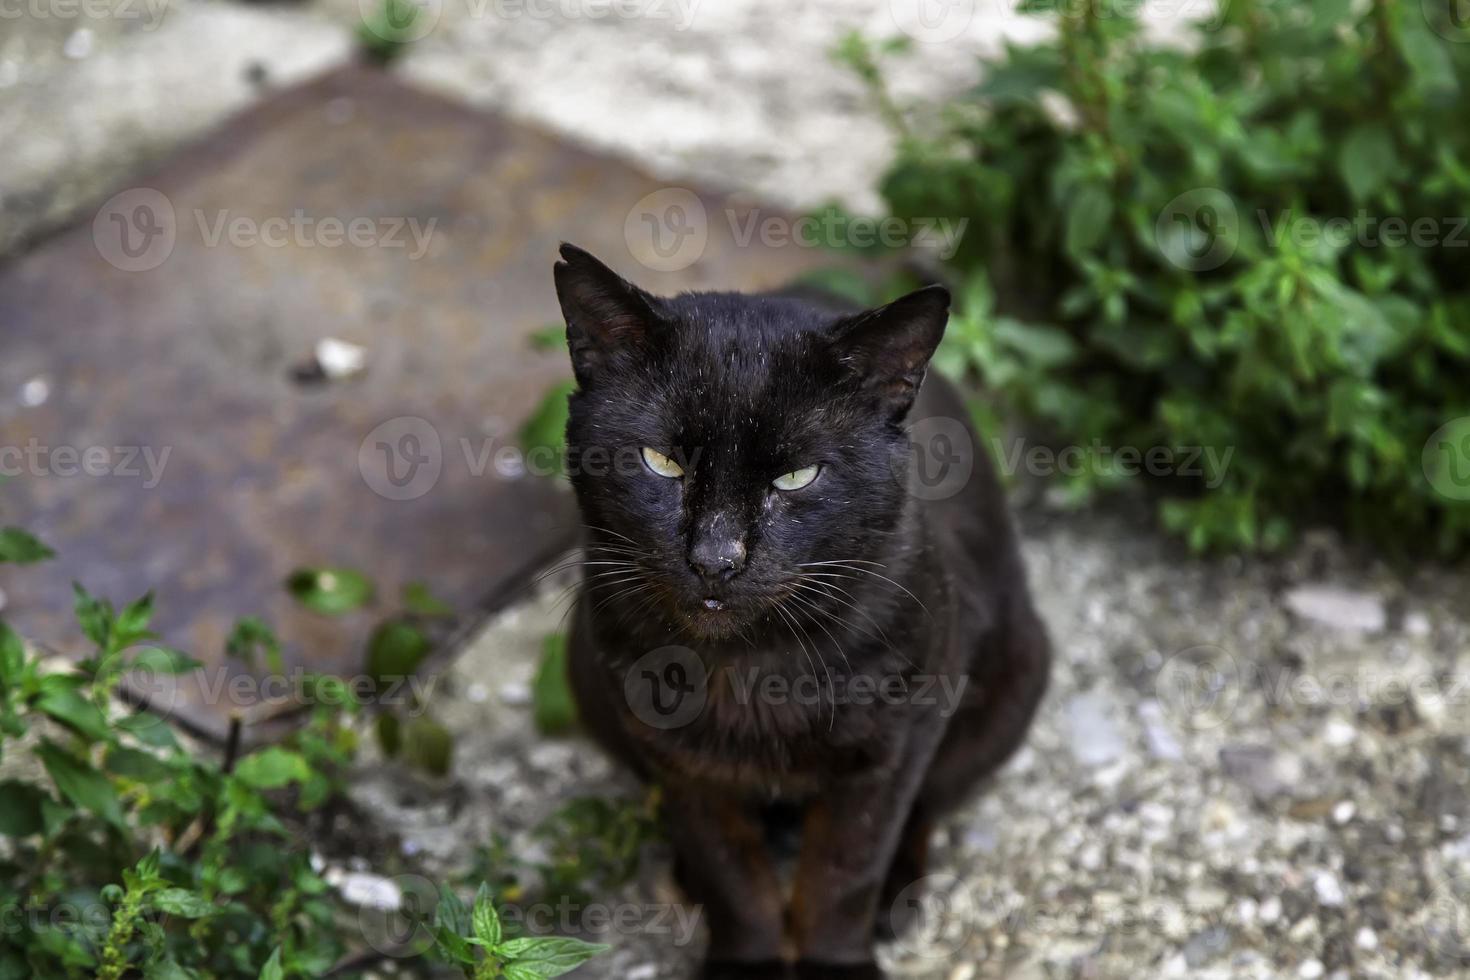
left=554, top=244, right=663, bottom=385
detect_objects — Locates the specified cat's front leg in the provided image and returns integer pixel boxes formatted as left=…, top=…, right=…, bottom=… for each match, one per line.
left=788, top=771, right=927, bottom=978
left=661, top=784, right=789, bottom=975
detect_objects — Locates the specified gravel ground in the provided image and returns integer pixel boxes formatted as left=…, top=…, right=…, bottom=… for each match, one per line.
left=345, top=504, right=1470, bottom=979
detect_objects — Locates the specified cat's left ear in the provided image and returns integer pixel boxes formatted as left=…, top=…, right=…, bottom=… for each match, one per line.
left=554, top=243, right=665, bottom=386
left=829, top=284, right=950, bottom=417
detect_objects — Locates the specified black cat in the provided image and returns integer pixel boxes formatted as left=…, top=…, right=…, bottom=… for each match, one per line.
left=554, top=244, right=1049, bottom=979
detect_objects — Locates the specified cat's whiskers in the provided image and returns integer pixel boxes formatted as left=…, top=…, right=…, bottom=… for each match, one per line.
left=770, top=599, right=833, bottom=729
left=783, top=593, right=856, bottom=733
left=791, top=577, right=921, bottom=673
left=799, top=560, right=933, bottom=620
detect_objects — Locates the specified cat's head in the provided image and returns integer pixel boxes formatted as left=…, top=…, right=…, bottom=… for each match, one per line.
left=554, top=244, right=948, bottom=642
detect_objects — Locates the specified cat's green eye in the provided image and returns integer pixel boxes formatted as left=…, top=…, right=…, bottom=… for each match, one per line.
left=772, top=465, right=820, bottom=491
left=641, top=447, right=685, bottom=479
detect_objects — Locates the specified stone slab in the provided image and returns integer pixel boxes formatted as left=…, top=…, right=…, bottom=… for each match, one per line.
left=0, top=65, right=842, bottom=740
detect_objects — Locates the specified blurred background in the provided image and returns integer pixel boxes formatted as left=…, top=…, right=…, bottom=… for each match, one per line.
left=1, top=1, right=1469, bottom=978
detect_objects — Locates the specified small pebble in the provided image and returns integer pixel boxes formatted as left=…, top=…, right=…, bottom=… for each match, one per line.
left=1323, top=717, right=1356, bottom=747
left=1284, top=585, right=1386, bottom=633
left=63, top=28, right=94, bottom=60
left=1355, top=926, right=1379, bottom=951
left=1259, top=896, right=1283, bottom=925
left=465, top=682, right=489, bottom=704
left=19, top=376, right=49, bottom=407
left=498, top=681, right=531, bottom=706
left=315, top=337, right=368, bottom=379
left=625, top=966, right=658, bottom=980
left=1314, top=871, right=1345, bottom=907
left=1405, top=611, right=1431, bottom=636
left=1332, top=800, right=1356, bottom=825
left=1298, top=959, right=1324, bottom=979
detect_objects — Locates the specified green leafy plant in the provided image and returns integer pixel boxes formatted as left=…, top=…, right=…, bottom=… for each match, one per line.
left=0, top=530, right=604, bottom=978
left=429, top=883, right=607, bottom=980
left=842, top=0, right=1470, bottom=554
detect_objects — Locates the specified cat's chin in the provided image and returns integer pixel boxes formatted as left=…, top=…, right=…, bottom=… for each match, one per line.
left=676, top=597, right=759, bottom=643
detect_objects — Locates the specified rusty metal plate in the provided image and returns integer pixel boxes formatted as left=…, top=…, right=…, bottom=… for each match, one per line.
left=0, top=66, right=844, bottom=741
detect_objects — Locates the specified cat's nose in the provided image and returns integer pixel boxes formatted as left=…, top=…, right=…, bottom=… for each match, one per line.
left=688, top=535, right=746, bottom=583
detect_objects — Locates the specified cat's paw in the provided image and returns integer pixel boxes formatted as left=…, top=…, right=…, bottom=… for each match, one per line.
left=793, top=960, right=884, bottom=980
left=701, top=958, right=793, bottom=980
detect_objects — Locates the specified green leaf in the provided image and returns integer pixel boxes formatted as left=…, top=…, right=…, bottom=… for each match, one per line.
left=106, top=746, right=172, bottom=783
left=528, top=322, right=569, bottom=352
left=35, top=740, right=124, bottom=826
left=285, top=568, right=375, bottom=615
left=1063, top=185, right=1113, bottom=259
left=72, top=583, right=114, bottom=650
left=365, top=619, right=431, bottom=688
left=0, top=779, right=48, bottom=836
left=375, top=711, right=402, bottom=757
left=1394, top=17, right=1458, bottom=95
left=472, top=882, right=502, bottom=947
left=113, top=592, right=156, bottom=647
left=532, top=634, right=577, bottom=736
left=402, top=581, right=454, bottom=617
left=131, top=646, right=202, bottom=676
left=0, top=621, right=25, bottom=687
left=225, top=616, right=284, bottom=673
left=150, top=888, right=216, bottom=919
left=36, top=684, right=112, bottom=742
left=258, top=946, right=284, bottom=980
left=519, top=380, right=576, bottom=474
left=403, top=716, right=453, bottom=777
left=115, top=711, right=180, bottom=749
left=435, top=882, right=471, bottom=936
left=0, top=526, right=54, bottom=564
left=144, top=956, right=199, bottom=980
left=431, top=923, right=475, bottom=965
left=234, top=747, right=310, bottom=789
left=495, top=936, right=610, bottom=977
left=1339, top=124, right=1398, bottom=202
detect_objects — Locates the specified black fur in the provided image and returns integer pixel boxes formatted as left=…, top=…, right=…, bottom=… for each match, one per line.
left=555, top=244, right=1050, bottom=977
